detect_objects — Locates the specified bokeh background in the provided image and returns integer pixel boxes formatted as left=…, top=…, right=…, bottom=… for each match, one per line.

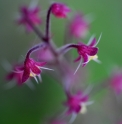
left=0, top=0, right=122, bottom=124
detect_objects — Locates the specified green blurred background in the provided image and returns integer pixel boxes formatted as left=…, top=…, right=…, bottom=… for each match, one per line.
left=0, top=0, right=122, bottom=124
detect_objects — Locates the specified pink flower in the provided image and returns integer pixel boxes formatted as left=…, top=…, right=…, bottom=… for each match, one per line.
left=110, top=69, right=122, bottom=94
left=22, top=58, right=46, bottom=83
left=75, top=40, right=98, bottom=67
left=74, top=34, right=101, bottom=73
left=6, top=64, right=23, bottom=85
left=58, top=35, right=101, bottom=74
left=51, top=120, right=66, bottom=124
left=36, top=47, right=55, bottom=62
left=69, top=13, right=89, bottom=38
left=64, top=91, right=88, bottom=114
left=18, top=5, right=41, bottom=31
left=118, top=121, right=122, bottom=124
left=51, top=3, right=71, bottom=18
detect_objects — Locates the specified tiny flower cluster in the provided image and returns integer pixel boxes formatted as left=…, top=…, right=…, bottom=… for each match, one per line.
left=5, top=2, right=101, bottom=124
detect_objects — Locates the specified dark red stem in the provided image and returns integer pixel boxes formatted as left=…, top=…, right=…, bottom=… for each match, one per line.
left=26, top=43, right=46, bottom=59
left=45, top=5, right=52, bottom=41
left=58, top=43, right=78, bottom=55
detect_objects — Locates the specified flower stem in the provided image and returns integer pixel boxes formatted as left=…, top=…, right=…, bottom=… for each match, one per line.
left=45, top=5, right=52, bottom=41
left=25, top=18, right=45, bottom=41
left=58, top=43, right=78, bottom=55
left=26, top=43, right=46, bottom=59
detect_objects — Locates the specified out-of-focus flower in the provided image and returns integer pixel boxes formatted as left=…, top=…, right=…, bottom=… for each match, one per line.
left=22, top=57, right=46, bottom=83
left=50, top=120, right=66, bottom=124
left=17, top=5, right=41, bottom=31
left=51, top=3, right=71, bottom=18
left=110, top=69, right=122, bottom=94
left=64, top=91, right=89, bottom=114
left=36, top=46, right=55, bottom=62
left=6, top=64, right=24, bottom=85
left=118, top=121, right=122, bottom=124
left=69, top=13, right=89, bottom=38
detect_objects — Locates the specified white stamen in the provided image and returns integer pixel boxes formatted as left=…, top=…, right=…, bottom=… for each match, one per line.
left=12, top=70, right=23, bottom=73
left=80, top=103, right=87, bottom=114
left=38, top=74, right=42, bottom=82
left=34, top=76, right=39, bottom=83
left=93, top=58, right=101, bottom=64
left=69, top=113, right=77, bottom=124
left=82, top=85, right=93, bottom=97
left=30, top=70, right=39, bottom=83
left=87, top=34, right=96, bottom=46
left=85, top=101, right=94, bottom=106
left=74, top=60, right=82, bottom=75
left=40, top=67, right=54, bottom=71
left=95, top=33, right=102, bottom=46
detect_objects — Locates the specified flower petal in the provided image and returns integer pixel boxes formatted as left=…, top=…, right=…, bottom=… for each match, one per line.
left=22, top=68, right=30, bottom=83
left=35, top=61, right=46, bottom=66
left=82, top=53, right=89, bottom=66
left=32, top=6, right=40, bottom=14
left=87, top=47, right=98, bottom=56
left=89, top=38, right=97, bottom=46
left=51, top=3, right=71, bottom=18
left=31, top=65, right=41, bottom=75
left=75, top=105, right=81, bottom=113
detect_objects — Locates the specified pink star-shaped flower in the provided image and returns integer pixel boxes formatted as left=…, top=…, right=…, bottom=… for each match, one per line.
left=75, top=40, right=98, bottom=66
left=51, top=120, right=66, bottom=124
left=70, top=13, right=89, bottom=38
left=64, top=91, right=88, bottom=114
left=74, top=34, right=102, bottom=74
left=110, top=69, right=122, bottom=94
left=18, top=5, right=41, bottom=31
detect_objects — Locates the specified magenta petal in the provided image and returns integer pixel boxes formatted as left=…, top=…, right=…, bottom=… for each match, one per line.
left=89, top=38, right=96, bottom=46
left=22, top=68, right=30, bottom=83
left=82, top=53, right=88, bottom=67
left=31, top=65, right=40, bottom=74
left=51, top=3, right=70, bottom=18
left=87, top=47, right=98, bottom=56
left=82, top=53, right=88, bottom=63
left=21, top=6, right=28, bottom=15
left=35, top=62, right=46, bottom=66
left=33, top=17, right=41, bottom=23
left=75, top=105, right=81, bottom=113
left=32, top=7, right=40, bottom=14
